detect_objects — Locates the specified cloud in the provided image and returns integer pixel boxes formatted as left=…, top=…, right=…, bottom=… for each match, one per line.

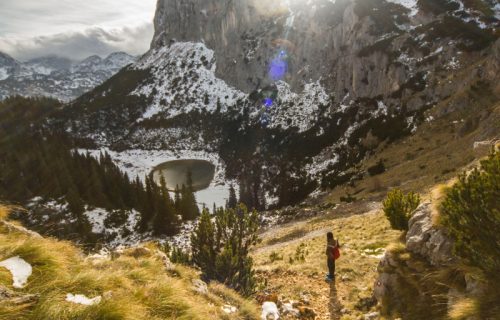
left=0, top=23, right=154, bottom=61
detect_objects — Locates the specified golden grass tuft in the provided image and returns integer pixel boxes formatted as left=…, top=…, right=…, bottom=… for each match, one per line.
left=0, top=205, right=9, bottom=220
left=448, top=298, right=480, bottom=320
left=0, top=208, right=260, bottom=320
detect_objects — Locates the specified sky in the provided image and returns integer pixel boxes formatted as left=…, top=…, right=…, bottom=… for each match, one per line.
left=0, top=0, right=157, bottom=61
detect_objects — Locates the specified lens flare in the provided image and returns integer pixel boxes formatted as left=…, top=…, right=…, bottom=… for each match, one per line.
left=268, top=50, right=288, bottom=81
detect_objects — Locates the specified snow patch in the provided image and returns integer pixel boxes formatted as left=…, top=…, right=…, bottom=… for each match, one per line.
left=386, top=0, right=418, bottom=17
left=261, top=301, right=280, bottom=320
left=0, top=256, right=33, bottom=288
left=0, top=67, right=9, bottom=81
left=66, top=293, right=102, bottom=306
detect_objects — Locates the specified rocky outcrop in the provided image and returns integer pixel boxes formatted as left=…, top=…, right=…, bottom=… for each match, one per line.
left=0, top=285, right=38, bottom=305
left=405, top=202, right=456, bottom=267
left=0, top=219, right=42, bottom=239
left=374, top=201, right=489, bottom=319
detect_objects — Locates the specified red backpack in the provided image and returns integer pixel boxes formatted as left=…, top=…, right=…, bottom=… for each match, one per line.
left=332, top=241, right=340, bottom=260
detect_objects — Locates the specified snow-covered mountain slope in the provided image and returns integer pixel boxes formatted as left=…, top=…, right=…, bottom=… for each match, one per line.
left=0, top=52, right=137, bottom=102
left=53, top=0, right=499, bottom=208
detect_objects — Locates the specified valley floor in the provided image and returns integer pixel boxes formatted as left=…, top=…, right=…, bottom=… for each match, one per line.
left=252, top=201, right=401, bottom=319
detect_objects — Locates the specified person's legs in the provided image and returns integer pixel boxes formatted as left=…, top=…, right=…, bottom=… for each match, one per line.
left=326, top=259, right=335, bottom=280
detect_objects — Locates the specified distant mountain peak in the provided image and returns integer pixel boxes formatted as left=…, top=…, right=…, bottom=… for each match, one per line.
left=0, top=51, right=138, bottom=101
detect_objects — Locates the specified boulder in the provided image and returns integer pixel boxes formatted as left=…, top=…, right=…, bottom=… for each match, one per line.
left=373, top=271, right=399, bottom=302
left=406, top=202, right=456, bottom=267
left=155, top=250, right=175, bottom=271
left=191, top=279, right=208, bottom=295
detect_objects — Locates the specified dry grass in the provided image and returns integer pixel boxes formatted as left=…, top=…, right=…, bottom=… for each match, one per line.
left=0, top=206, right=260, bottom=320
left=252, top=204, right=400, bottom=319
left=448, top=298, right=480, bottom=320
left=325, top=97, right=500, bottom=205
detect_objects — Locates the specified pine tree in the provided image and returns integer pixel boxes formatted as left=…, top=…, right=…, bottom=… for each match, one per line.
left=179, top=170, right=199, bottom=220
left=191, top=204, right=259, bottom=295
left=174, top=184, right=181, bottom=211
left=152, top=175, right=177, bottom=235
left=227, top=184, right=237, bottom=209
left=191, top=208, right=217, bottom=278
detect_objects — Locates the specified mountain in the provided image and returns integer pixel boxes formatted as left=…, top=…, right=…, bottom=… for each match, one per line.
left=0, top=52, right=137, bottom=102
left=54, top=0, right=500, bottom=209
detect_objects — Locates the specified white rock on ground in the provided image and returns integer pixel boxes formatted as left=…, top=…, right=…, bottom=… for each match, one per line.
left=65, top=293, right=102, bottom=306
left=261, top=301, right=280, bottom=320
left=221, top=304, right=238, bottom=314
left=0, top=256, right=32, bottom=288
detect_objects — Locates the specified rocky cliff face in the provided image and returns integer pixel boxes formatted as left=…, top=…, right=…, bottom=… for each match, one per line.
left=54, top=0, right=500, bottom=207
left=151, top=0, right=499, bottom=99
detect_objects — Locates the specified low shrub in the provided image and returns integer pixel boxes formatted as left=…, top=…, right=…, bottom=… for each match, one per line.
left=383, top=189, right=421, bottom=231
left=439, top=151, right=500, bottom=276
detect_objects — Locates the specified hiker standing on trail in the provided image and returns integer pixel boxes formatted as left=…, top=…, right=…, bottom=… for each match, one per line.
left=325, top=231, right=340, bottom=282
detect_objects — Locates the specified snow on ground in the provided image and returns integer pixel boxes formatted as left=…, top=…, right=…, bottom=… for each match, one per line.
left=83, top=207, right=108, bottom=234
left=0, top=67, right=9, bottom=81
left=386, top=0, right=418, bottom=17
left=263, top=80, right=331, bottom=133
left=66, top=293, right=102, bottom=306
left=83, top=207, right=142, bottom=247
left=261, top=301, right=280, bottom=320
left=132, top=42, right=246, bottom=121
left=0, top=256, right=33, bottom=288
left=164, top=220, right=197, bottom=251
left=131, top=41, right=333, bottom=133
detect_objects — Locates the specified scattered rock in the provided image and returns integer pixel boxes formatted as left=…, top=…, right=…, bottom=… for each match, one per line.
left=103, top=291, right=113, bottom=300
left=0, top=220, right=42, bottom=238
left=282, top=302, right=300, bottom=317
left=192, top=279, right=208, bottom=295
left=299, top=292, right=311, bottom=305
left=0, top=285, right=38, bottom=305
left=297, top=306, right=316, bottom=319
left=86, top=249, right=111, bottom=263
left=222, top=304, right=237, bottom=314
left=355, top=296, right=377, bottom=312
left=155, top=250, right=175, bottom=271
left=364, top=311, right=380, bottom=320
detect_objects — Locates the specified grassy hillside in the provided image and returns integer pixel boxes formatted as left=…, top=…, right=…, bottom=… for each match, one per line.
left=0, top=206, right=260, bottom=320
left=252, top=201, right=400, bottom=319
